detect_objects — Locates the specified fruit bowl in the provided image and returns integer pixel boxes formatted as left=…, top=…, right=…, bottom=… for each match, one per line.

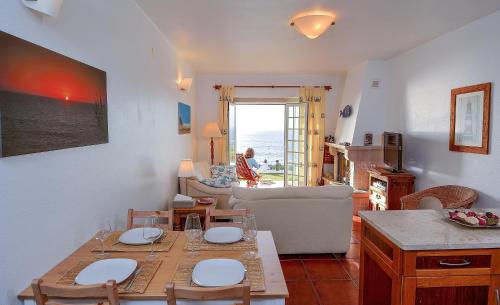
left=447, top=209, right=500, bottom=228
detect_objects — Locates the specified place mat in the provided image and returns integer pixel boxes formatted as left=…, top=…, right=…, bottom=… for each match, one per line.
left=171, top=257, right=265, bottom=292
left=92, top=230, right=179, bottom=252
left=184, top=237, right=257, bottom=252
left=56, top=260, right=162, bottom=294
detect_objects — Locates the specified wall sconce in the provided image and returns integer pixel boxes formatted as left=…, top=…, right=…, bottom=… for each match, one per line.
left=22, top=0, right=64, bottom=17
left=177, top=78, right=193, bottom=92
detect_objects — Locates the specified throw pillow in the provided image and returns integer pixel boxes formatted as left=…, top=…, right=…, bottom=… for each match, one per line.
left=210, top=165, right=239, bottom=183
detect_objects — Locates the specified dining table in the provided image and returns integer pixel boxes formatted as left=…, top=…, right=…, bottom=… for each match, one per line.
left=18, top=230, right=288, bottom=305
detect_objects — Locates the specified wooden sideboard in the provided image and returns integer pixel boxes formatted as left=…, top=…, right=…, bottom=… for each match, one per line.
left=368, top=167, right=415, bottom=210
left=359, top=210, right=500, bottom=305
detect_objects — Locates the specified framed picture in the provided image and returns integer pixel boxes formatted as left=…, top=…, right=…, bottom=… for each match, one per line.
left=449, top=83, right=491, bottom=154
left=178, top=102, right=191, bottom=134
left=0, top=31, right=108, bottom=157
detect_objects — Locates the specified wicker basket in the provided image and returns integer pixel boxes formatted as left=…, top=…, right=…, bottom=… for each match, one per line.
left=400, top=185, right=478, bottom=210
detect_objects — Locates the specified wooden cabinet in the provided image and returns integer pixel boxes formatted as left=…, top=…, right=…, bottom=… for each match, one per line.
left=360, top=222, right=500, bottom=305
left=368, top=167, right=415, bottom=210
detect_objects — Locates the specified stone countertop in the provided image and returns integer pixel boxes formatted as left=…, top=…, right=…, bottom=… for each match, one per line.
left=359, top=209, right=500, bottom=251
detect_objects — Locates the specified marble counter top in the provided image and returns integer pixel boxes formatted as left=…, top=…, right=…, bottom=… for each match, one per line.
left=359, top=209, right=500, bottom=251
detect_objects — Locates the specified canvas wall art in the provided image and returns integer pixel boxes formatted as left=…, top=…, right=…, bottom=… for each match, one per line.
left=178, top=102, right=191, bottom=134
left=0, top=31, right=108, bottom=157
left=449, top=83, right=491, bottom=154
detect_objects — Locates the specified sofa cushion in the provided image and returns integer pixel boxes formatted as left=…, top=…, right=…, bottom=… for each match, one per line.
left=199, top=175, right=237, bottom=188
left=210, top=165, right=239, bottom=183
left=232, top=185, right=353, bottom=200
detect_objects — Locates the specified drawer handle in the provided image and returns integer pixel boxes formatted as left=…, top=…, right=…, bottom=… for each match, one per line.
left=496, top=289, right=499, bottom=305
left=438, top=259, right=471, bottom=267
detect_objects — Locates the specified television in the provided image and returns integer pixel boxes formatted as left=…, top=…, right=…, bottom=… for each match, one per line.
left=383, top=132, right=403, bottom=172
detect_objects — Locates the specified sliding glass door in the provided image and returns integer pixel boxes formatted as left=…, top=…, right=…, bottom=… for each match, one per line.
left=285, top=103, right=307, bottom=186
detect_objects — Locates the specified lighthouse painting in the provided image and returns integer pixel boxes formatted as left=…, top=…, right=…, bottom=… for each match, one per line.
left=0, top=31, right=108, bottom=157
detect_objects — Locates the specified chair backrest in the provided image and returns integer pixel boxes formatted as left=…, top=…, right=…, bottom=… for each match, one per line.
left=31, top=279, right=120, bottom=305
left=165, top=282, right=250, bottom=305
left=127, top=209, right=174, bottom=231
left=235, top=153, right=257, bottom=183
left=205, top=208, right=250, bottom=229
left=400, top=185, right=478, bottom=210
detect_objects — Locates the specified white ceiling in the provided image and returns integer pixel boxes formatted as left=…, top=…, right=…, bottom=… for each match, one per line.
left=135, top=0, right=500, bottom=74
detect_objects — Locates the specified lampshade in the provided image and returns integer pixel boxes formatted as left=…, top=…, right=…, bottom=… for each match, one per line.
left=202, top=122, right=222, bottom=138
left=177, top=159, right=195, bottom=178
left=177, top=78, right=193, bottom=92
left=290, top=11, right=336, bottom=39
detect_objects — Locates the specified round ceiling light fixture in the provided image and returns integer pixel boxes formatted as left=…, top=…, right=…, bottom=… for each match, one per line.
left=290, top=10, right=336, bottom=39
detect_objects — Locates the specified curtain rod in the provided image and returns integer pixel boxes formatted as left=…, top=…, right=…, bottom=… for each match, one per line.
left=213, top=85, right=332, bottom=91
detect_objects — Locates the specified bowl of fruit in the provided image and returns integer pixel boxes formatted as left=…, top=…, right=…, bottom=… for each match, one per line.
left=447, top=210, right=500, bottom=228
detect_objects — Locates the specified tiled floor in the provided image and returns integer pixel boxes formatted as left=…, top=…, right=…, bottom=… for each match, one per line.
left=280, top=216, right=361, bottom=305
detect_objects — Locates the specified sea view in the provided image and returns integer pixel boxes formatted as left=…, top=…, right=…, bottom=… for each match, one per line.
left=236, top=130, right=285, bottom=164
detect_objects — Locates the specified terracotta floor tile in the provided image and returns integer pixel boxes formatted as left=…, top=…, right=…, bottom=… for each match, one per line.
left=303, top=259, right=349, bottom=280
left=345, top=243, right=360, bottom=259
left=352, top=230, right=361, bottom=241
left=280, top=260, right=308, bottom=280
left=314, top=280, right=359, bottom=305
left=285, top=281, right=320, bottom=305
left=300, top=253, right=336, bottom=260
left=340, top=259, right=360, bottom=280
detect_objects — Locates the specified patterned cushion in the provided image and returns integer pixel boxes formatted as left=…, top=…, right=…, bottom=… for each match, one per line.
left=199, top=176, right=234, bottom=188
left=210, top=165, right=239, bottom=183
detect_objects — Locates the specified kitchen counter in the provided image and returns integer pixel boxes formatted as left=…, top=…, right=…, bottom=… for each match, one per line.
left=359, top=209, right=500, bottom=250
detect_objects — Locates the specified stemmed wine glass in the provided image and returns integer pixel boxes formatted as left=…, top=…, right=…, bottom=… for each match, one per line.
left=95, top=218, right=112, bottom=259
left=243, top=214, right=258, bottom=259
left=184, top=213, right=202, bottom=258
left=143, top=216, right=162, bottom=261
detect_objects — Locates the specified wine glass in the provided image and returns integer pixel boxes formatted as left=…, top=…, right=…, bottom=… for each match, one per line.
left=143, top=216, right=162, bottom=261
left=243, top=214, right=258, bottom=259
left=184, top=213, right=202, bottom=258
left=95, top=218, right=112, bottom=259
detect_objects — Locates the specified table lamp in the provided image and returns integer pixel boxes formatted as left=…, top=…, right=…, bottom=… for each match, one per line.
left=177, top=159, right=195, bottom=195
left=202, top=122, right=222, bottom=165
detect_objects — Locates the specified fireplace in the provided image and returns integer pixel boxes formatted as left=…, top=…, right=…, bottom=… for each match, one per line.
left=327, top=143, right=383, bottom=190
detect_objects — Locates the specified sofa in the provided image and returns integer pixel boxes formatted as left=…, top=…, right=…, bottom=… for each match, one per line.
left=179, top=161, right=236, bottom=210
left=229, top=185, right=353, bottom=254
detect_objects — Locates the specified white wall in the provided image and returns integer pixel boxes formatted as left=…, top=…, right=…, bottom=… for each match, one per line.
left=194, top=74, right=345, bottom=163
left=388, top=10, right=500, bottom=207
left=0, top=1, right=195, bottom=304
left=335, top=60, right=396, bottom=146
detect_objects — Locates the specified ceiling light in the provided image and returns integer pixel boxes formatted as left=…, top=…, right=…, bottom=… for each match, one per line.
left=290, top=10, right=336, bottom=39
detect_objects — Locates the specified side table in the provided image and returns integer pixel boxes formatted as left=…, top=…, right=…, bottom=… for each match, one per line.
left=172, top=197, right=217, bottom=231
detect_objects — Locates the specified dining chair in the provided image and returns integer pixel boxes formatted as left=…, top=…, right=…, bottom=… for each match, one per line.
left=31, top=278, right=120, bottom=305
left=165, top=282, right=250, bottom=305
left=205, top=208, right=250, bottom=229
left=127, top=209, right=174, bottom=231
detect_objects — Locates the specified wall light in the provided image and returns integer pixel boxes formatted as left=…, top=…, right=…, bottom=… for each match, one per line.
left=22, top=0, right=64, bottom=17
left=290, top=10, right=336, bottom=39
left=177, top=78, right=193, bottom=92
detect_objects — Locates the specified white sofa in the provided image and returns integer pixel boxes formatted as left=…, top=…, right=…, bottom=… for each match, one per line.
left=179, top=161, right=234, bottom=210
left=229, top=185, right=353, bottom=254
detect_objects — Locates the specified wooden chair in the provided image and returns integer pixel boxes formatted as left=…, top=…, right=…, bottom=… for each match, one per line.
left=205, top=208, right=250, bottom=229
left=31, top=278, right=120, bottom=305
left=127, top=209, right=174, bottom=231
left=400, top=185, right=478, bottom=210
left=165, top=282, right=250, bottom=305
left=235, top=153, right=259, bottom=185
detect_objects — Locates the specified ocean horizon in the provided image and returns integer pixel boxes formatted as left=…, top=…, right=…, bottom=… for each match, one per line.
left=237, top=130, right=284, bottom=164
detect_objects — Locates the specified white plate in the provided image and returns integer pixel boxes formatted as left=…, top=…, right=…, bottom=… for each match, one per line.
left=204, top=227, right=243, bottom=244
left=118, top=227, right=164, bottom=245
left=192, top=259, right=245, bottom=287
left=75, top=258, right=138, bottom=285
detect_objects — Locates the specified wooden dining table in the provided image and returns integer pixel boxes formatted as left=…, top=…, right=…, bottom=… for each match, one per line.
left=18, top=231, right=288, bottom=305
